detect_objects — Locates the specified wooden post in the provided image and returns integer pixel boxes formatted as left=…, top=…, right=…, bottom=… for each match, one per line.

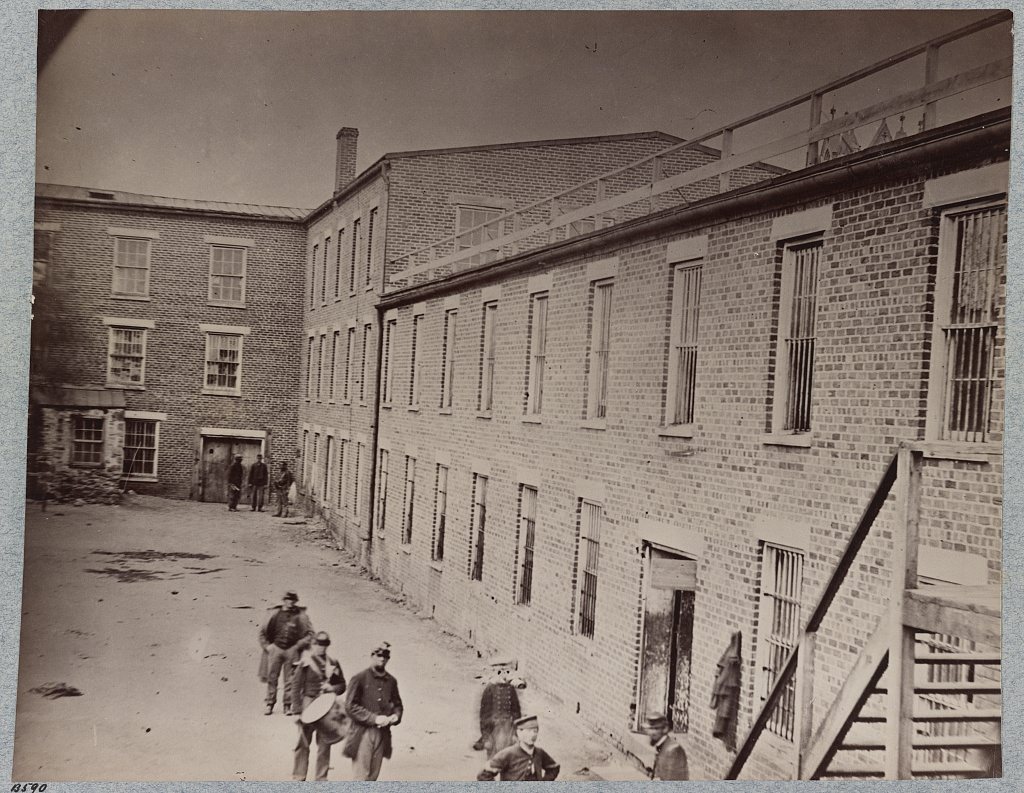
left=719, top=128, right=734, bottom=192
left=923, top=44, right=940, bottom=131
left=795, top=631, right=817, bottom=779
left=884, top=445, right=922, bottom=779
left=806, top=94, right=823, bottom=166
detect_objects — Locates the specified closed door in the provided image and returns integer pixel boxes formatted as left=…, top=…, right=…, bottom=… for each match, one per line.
left=200, top=437, right=262, bottom=502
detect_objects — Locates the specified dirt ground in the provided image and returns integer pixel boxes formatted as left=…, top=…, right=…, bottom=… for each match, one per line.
left=12, top=495, right=643, bottom=781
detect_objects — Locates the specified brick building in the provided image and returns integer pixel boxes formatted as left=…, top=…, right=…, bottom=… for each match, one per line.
left=30, top=185, right=307, bottom=501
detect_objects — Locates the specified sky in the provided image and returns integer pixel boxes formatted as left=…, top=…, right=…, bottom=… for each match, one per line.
left=34, top=8, right=1011, bottom=211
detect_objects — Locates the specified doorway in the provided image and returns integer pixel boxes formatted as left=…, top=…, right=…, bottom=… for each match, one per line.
left=199, top=436, right=263, bottom=503
left=639, top=547, right=696, bottom=732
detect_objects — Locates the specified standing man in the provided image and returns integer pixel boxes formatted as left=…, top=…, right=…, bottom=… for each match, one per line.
left=642, top=713, right=689, bottom=780
left=249, top=453, right=269, bottom=512
left=274, top=461, right=295, bottom=518
left=227, top=454, right=244, bottom=511
left=258, top=591, right=314, bottom=715
left=343, top=642, right=403, bottom=780
left=477, top=715, right=560, bottom=780
left=292, top=631, right=347, bottom=781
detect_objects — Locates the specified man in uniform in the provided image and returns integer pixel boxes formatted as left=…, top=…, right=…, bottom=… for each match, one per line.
left=643, top=712, right=689, bottom=780
left=227, top=454, right=244, bottom=511
left=474, top=657, right=523, bottom=757
left=292, top=631, right=346, bottom=781
left=342, top=642, right=403, bottom=780
left=274, top=461, right=295, bottom=518
left=477, top=715, right=560, bottom=781
left=248, top=453, right=269, bottom=512
left=258, top=590, right=314, bottom=715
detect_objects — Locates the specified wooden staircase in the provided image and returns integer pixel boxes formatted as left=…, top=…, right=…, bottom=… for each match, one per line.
left=727, top=444, right=1001, bottom=780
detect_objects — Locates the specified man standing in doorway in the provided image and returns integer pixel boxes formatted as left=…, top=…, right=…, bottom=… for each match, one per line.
left=343, top=642, right=403, bottom=780
left=477, top=715, right=560, bottom=780
left=227, top=453, right=244, bottom=511
left=258, top=591, right=314, bottom=715
left=249, top=453, right=269, bottom=512
left=274, top=461, right=295, bottom=518
left=642, top=712, right=689, bottom=780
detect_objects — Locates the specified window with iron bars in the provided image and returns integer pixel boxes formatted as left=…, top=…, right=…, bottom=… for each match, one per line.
left=376, top=449, right=389, bottom=534
left=321, top=236, right=330, bottom=304
left=441, top=310, right=458, bottom=409
left=383, top=317, right=397, bottom=405
left=469, top=474, right=487, bottom=581
left=334, top=227, right=345, bottom=299
left=409, top=313, right=423, bottom=407
left=349, top=218, right=360, bottom=294
left=586, top=281, right=613, bottom=420
left=71, top=415, right=104, bottom=467
left=305, top=336, right=314, bottom=399
left=316, top=334, right=325, bottom=401
left=323, top=436, right=333, bottom=504
left=344, top=327, right=355, bottom=403
left=432, top=464, right=448, bottom=561
left=933, top=203, right=1005, bottom=443
left=365, top=208, right=377, bottom=287
left=310, top=243, right=318, bottom=309
left=755, top=543, right=803, bottom=741
left=773, top=239, right=821, bottom=434
left=667, top=263, right=701, bottom=426
left=330, top=330, right=340, bottom=402
left=360, top=324, right=371, bottom=405
left=517, top=485, right=538, bottom=605
left=575, top=500, right=602, bottom=638
left=354, top=442, right=363, bottom=520
left=338, top=438, right=349, bottom=508
left=402, top=456, right=416, bottom=544
left=526, top=293, right=547, bottom=415
left=479, top=302, right=497, bottom=412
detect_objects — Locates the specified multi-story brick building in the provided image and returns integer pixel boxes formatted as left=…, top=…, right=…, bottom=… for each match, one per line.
left=30, top=185, right=307, bottom=501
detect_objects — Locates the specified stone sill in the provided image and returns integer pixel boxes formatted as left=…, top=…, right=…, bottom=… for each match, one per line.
left=107, top=383, right=145, bottom=391
left=202, top=390, right=241, bottom=398
left=429, top=561, right=444, bottom=573
left=762, top=433, right=812, bottom=448
left=579, top=418, right=607, bottom=431
left=110, top=294, right=151, bottom=302
left=475, top=412, right=492, bottom=420
left=207, top=301, right=246, bottom=310
left=658, top=424, right=694, bottom=439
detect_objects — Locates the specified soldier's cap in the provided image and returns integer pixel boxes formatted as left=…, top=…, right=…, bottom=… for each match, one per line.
left=314, top=631, right=331, bottom=646
left=643, top=713, right=670, bottom=731
left=513, top=715, right=539, bottom=730
left=283, top=591, right=299, bottom=602
left=371, top=641, right=391, bottom=658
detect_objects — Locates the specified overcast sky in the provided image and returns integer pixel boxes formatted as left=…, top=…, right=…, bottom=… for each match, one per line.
left=36, top=8, right=1008, bottom=210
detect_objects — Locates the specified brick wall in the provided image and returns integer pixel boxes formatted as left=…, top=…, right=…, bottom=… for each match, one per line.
left=32, top=200, right=306, bottom=498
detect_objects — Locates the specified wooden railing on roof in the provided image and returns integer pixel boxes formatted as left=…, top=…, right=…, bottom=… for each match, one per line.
left=387, top=11, right=1010, bottom=286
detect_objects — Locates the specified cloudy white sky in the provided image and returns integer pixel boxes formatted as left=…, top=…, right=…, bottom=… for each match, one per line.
left=35, top=8, right=1009, bottom=210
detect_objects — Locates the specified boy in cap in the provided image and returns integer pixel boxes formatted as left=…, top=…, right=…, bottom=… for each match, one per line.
left=643, top=712, right=688, bottom=780
left=342, top=642, right=403, bottom=780
left=292, top=631, right=347, bottom=781
left=258, top=590, right=314, bottom=715
left=477, top=715, right=560, bottom=781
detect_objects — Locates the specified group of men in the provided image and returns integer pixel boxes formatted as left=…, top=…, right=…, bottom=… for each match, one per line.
left=257, top=590, right=687, bottom=782
left=226, top=454, right=295, bottom=517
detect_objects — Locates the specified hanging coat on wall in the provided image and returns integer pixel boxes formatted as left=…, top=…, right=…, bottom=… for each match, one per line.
left=710, top=630, right=742, bottom=751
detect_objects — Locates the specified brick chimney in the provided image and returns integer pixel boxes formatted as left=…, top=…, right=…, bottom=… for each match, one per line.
left=335, top=127, right=359, bottom=193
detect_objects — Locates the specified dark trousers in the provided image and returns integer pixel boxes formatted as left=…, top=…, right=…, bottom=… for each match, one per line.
left=274, top=488, right=291, bottom=517
left=228, top=485, right=242, bottom=510
left=251, top=486, right=266, bottom=511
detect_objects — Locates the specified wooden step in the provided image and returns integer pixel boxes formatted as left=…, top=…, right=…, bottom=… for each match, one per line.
left=873, top=682, right=1001, bottom=696
left=840, top=734, right=1000, bottom=751
left=854, top=708, right=1001, bottom=724
left=822, top=761, right=988, bottom=778
left=915, top=652, right=1002, bottom=665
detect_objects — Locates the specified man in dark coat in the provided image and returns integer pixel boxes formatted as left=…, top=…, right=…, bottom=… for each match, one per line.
left=343, top=642, right=403, bottom=780
left=477, top=715, right=559, bottom=781
left=643, top=712, right=689, bottom=780
left=227, top=454, right=244, bottom=511
left=475, top=657, right=523, bottom=757
left=292, top=631, right=347, bottom=781
left=248, top=453, right=269, bottom=512
left=258, top=590, right=314, bottom=715
left=274, top=461, right=295, bottom=518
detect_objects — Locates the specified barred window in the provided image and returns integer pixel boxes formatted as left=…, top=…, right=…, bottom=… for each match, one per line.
left=935, top=203, right=1005, bottom=443
left=409, top=313, right=423, bottom=407
left=402, top=456, right=416, bottom=544
left=433, top=464, right=448, bottom=561
left=456, top=205, right=502, bottom=266
left=365, top=207, right=377, bottom=287
left=517, top=485, right=538, bottom=605
left=526, top=293, right=548, bottom=415
left=756, top=543, right=803, bottom=741
left=112, top=237, right=150, bottom=297
left=586, top=281, right=614, bottom=419
left=204, top=334, right=242, bottom=395
left=383, top=317, right=397, bottom=405
left=479, top=302, right=498, bottom=412
left=354, top=442, right=363, bottom=520
left=774, top=239, right=821, bottom=434
left=360, top=324, right=372, bottom=405
left=329, top=330, right=340, bottom=402
left=107, top=327, right=147, bottom=387
left=123, top=418, right=158, bottom=478
left=72, top=416, right=104, bottom=467
left=349, top=218, right=361, bottom=293
left=316, top=334, right=325, bottom=401
left=209, top=246, right=245, bottom=305
left=376, top=449, right=389, bottom=534
left=321, top=237, right=330, bottom=304
left=441, top=309, right=458, bottom=409
left=469, top=474, right=487, bottom=581
left=668, top=263, right=702, bottom=426
left=576, top=500, right=602, bottom=638
left=344, top=327, right=355, bottom=402
left=312, top=433, right=320, bottom=499
left=334, top=227, right=345, bottom=299
left=324, top=435, right=333, bottom=504
left=310, top=243, right=319, bottom=309
left=305, top=336, right=315, bottom=399
left=339, top=438, right=349, bottom=508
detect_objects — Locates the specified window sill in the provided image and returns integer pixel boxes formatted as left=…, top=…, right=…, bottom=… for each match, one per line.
left=439, top=408, right=453, bottom=416
left=579, top=418, right=607, bottom=431
left=658, top=424, right=694, bottom=439
left=358, top=402, right=368, bottom=408
left=364, top=285, right=374, bottom=293
left=328, top=399, right=336, bottom=405
left=122, top=475, right=158, bottom=483
left=334, top=296, right=343, bottom=303
left=522, top=416, right=543, bottom=425
left=342, top=400, right=352, bottom=406
left=475, top=411, right=492, bottom=420
left=202, top=389, right=242, bottom=398
left=382, top=403, right=393, bottom=411
left=917, top=441, right=1002, bottom=463
left=430, top=561, right=444, bottom=572
left=375, top=531, right=386, bottom=540
left=349, top=292, right=357, bottom=299
left=763, top=433, right=812, bottom=448
left=207, top=300, right=246, bottom=310
left=111, top=294, right=151, bottom=302
left=400, top=545, right=412, bottom=555
left=408, top=406, right=420, bottom=413
left=107, top=383, right=145, bottom=391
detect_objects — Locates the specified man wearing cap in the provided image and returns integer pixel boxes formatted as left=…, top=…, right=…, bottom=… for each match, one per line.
left=477, top=715, right=560, bottom=781
left=248, top=453, right=269, bottom=512
left=475, top=657, right=523, bottom=757
left=643, top=713, right=689, bottom=780
left=258, top=591, right=314, bottom=715
left=273, top=461, right=295, bottom=518
left=227, top=454, right=245, bottom=511
left=342, top=642, right=403, bottom=780
left=292, top=631, right=347, bottom=781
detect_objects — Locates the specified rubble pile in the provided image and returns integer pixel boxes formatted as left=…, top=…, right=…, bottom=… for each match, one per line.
left=50, top=468, right=123, bottom=505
